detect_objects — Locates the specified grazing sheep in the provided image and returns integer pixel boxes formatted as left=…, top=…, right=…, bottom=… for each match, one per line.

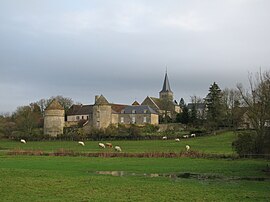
left=191, top=133, right=196, bottom=138
left=186, top=145, right=190, bottom=151
left=183, top=135, right=189, bottom=138
left=175, top=138, right=180, bottom=142
left=78, top=141, right=85, bottom=146
left=98, top=143, right=106, bottom=149
left=162, top=136, right=167, bottom=140
left=20, top=139, right=26, bottom=144
left=105, top=143, right=113, bottom=148
left=115, top=146, right=122, bottom=152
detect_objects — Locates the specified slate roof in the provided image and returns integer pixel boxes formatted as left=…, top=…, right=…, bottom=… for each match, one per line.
left=66, top=105, right=93, bottom=116
left=160, top=72, right=172, bottom=93
left=46, top=100, right=64, bottom=110
left=122, top=105, right=158, bottom=114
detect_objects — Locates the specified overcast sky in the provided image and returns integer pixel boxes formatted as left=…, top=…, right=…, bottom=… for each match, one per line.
left=0, top=0, right=269, bottom=113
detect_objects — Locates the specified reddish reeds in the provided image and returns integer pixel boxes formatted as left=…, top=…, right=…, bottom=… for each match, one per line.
left=7, top=149, right=238, bottom=159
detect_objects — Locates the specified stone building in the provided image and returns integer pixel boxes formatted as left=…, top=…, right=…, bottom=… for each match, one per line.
left=118, top=105, right=158, bottom=125
left=45, top=72, right=178, bottom=136
left=69, top=95, right=159, bottom=130
left=141, top=72, right=180, bottom=119
left=44, top=99, right=65, bottom=136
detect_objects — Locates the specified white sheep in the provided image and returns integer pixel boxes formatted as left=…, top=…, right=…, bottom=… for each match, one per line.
left=20, top=139, right=26, bottom=144
left=175, top=138, right=180, bottom=142
left=162, top=136, right=167, bottom=140
left=191, top=133, right=196, bottom=138
left=183, top=135, right=189, bottom=138
left=186, top=145, right=190, bottom=151
left=98, top=143, right=105, bottom=149
left=78, top=141, right=85, bottom=146
left=115, top=146, right=122, bottom=152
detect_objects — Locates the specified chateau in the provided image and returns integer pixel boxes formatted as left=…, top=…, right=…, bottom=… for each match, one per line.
left=44, top=72, right=180, bottom=136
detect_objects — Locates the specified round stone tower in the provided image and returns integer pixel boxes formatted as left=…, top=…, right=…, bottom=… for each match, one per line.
left=93, top=95, right=112, bottom=129
left=44, top=99, right=65, bottom=136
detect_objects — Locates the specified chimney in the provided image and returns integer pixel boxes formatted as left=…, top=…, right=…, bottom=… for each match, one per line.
left=95, top=95, right=100, bottom=103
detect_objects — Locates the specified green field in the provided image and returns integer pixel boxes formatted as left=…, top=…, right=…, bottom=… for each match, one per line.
left=0, top=131, right=269, bottom=201
left=0, top=131, right=236, bottom=154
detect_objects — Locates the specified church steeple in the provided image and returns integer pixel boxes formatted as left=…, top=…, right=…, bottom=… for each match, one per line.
left=159, top=72, right=173, bottom=101
left=160, top=72, right=172, bottom=93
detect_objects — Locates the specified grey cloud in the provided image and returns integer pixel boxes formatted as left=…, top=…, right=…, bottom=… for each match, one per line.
left=0, top=0, right=270, bottom=113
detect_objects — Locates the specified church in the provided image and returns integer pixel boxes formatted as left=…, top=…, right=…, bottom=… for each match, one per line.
left=44, top=72, right=180, bottom=136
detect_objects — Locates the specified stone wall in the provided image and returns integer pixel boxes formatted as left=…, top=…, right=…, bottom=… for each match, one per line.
left=118, top=113, right=157, bottom=125
left=92, top=105, right=112, bottom=128
left=44, top=110, right=65, bottom=136
left=151, top=114, right=159, bottom=125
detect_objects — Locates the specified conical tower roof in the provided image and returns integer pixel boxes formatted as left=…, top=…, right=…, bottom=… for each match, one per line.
left=95, top=95, right=110, bottom=105
left=46, top=99, right=64, bottom=110
left=160, top=72, right=172, bottom=93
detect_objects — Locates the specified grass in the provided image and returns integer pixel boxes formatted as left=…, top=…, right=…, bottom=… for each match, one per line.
left=0, top=131, right=269, bottom=201
left=0, top=131, right=236, bottom=154
left=0, top=156, right=269, bottom=201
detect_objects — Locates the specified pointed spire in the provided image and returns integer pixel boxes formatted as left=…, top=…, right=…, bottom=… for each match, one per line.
left=160, top=72, right=172, bottom=93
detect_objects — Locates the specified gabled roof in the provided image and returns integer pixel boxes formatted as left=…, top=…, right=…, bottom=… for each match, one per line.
left=111, top=104, right=127, bottom=113
left=149, top=97, right=162, bottom=109
left=132, top=101, right=140, bottom=106
left=46, top=100, right=64, bottom=110
left=66, top=105, right=93, bottom=116
left=160, top=72, right=172, bottom=93
left=122, top=105, right=158, bottom=114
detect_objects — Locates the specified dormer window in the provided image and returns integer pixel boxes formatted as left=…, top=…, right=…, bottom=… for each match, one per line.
left=144, top=109, right=147, bottom=114
left=121, top=109, right=125, bottom=114
left=132, top=110, right=136, bottom=114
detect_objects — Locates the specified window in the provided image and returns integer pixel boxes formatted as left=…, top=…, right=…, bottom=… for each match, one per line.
left=144, top=109, right=147, bottom=114
left=132, top=110, right=136, bottom=114
left=121, top=109, right=125, bottom=114
left=143, top=117, right=147, bottom=123
left=120, top=117, right=124, bottom=123
left=76, top=116, right=80, bottom=120
left=132, top=117, right=136, bottom=124
left=82, top=116, right=84, bottom=120
left=86, top=116, right=89, bottom=120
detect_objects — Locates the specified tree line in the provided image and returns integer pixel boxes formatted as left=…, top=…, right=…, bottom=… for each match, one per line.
left=175, top=70, right=270, bottom=155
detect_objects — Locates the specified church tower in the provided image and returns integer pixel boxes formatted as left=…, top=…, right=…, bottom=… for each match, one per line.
left=159, top=72, right=173, bottom=102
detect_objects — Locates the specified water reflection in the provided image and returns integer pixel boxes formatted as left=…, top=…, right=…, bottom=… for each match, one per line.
left=95, top=171, right=270, bottom=182
left=96, top=171, right=124, bottom=176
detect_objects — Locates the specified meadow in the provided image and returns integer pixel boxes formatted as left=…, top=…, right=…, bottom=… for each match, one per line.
left=0, top=131, right=269, bottom=201
left=0, top=131, right=236, bottom=154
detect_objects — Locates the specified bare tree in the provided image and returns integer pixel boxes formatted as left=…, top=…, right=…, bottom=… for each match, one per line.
left=36, top=95, right=74, bottom=115
left=237, top=70, right=270, bottom=153
left=222, top=88, right=242, bottom=129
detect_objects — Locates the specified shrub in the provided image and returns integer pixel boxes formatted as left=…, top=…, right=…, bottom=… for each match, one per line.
left=142, top=124, right=159, bottom=133
left=232, top=131, right=256, bottom=156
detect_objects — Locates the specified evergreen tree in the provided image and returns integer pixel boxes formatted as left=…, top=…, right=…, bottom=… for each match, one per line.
left=190, top=103, right=197, bottom=125
left=205, top=82, right=223, bottom=129
left=176, top=104, right=189, bottom=124
left=179, top=98, right=185, bottom=109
